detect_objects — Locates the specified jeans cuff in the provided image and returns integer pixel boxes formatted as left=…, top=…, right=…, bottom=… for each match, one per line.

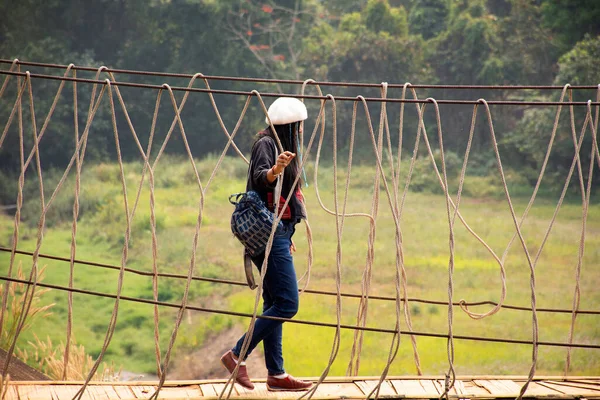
left=268, top=369, right=285, bottom=376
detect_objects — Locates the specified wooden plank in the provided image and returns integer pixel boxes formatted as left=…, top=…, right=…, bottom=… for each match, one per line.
left=28, top=385, right=56, bottom=400
left=537, top=381, right=580, bottom=396
left=559, top=381, right=600, bottom=391
left=355, top=380, right=397, bottom=397
left=245, top=383, right=272, bottom=399
left=150, top=386, right=200, bottom=399
left=544, top=381, right=600, bottom=395
left=462, top=380, right=496, bottom=397
left=9, top=378, right=600, bottom=400
left=391, top=379, right=430, bottom=397
left=198, top=384, right=219, bottom=398
left=91, top=385, right=118, bottom=400
left=439, top=380, right=462, bottom=397
left=6, top=384, right=20, bottom=400
left=175, top=385, right=203, bottom=399
left=452, top=380, right=467, bottom=397
left=565, top=379, right=600, bottom=386
left=128, top=385, right=156, bottom=399
left=101, top=385, right=125, bottom=400
left=85, top=385, right=107, bottom=400
left=138, top=386, right=172, bottom=400
left=311, top=382, right=364, bottom=398
left=433, top=379, right=446, bottom=395
left=473, top=380, right=517, bottom=397
left=16, top=385, right=38, bottom=400
left=520, top=381, right=564, bottom=397
left=419, top=379, right=441, bottom=396
left=16, top=385, right=36, bottom=400
left=11, top=377, right=600, bottom=385
left=496, top=379, right=524, bottom=394
left=85, top=385, right=104, bottom=400
left=50, top=385, right=83, bottom=400
left=210, top=383, right=231, bottom=398
left=111, top=385, right=138, bottom=400
left=233, top=382, right=256, bottom=398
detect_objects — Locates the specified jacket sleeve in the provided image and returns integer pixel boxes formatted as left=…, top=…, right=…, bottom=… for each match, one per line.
left=249, top=137, right=277, bottom=190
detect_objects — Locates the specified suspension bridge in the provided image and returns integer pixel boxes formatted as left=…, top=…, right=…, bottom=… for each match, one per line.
left=0, top=59, right=599, bottom=399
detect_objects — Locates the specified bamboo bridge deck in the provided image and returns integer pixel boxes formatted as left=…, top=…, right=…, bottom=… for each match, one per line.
left=8, top=376, right=600, bottom=400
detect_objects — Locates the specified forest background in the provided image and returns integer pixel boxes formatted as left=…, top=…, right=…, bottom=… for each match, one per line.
left=1, top=0, right=600, bottom=380
left=1, top=0, right=600, bottom=182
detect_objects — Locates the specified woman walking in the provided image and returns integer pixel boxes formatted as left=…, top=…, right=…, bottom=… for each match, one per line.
left=220, top=97, right=313, bottom=392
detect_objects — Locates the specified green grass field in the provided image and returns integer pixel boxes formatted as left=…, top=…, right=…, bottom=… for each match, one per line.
left=0, top=156, right=599, bottom=377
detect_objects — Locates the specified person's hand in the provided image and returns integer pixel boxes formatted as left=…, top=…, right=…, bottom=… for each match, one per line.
left=273, top=151, right=296, bottom=175
left=290, top=239, right=296, bottom=255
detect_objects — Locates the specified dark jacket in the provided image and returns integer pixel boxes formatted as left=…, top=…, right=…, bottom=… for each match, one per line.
left=246, top=134, right=307, bottom=222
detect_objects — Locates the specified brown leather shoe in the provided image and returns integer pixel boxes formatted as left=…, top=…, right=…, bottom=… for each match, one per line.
left=266, top=374, right=313, bottom=391
left=220, top=350, right=254, bottom=390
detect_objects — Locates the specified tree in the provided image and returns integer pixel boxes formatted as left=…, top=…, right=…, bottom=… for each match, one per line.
left=500, top=34, right=600, bottom=192
left=301, top=0, right=429, bottom=160
left=497, top=0, right=558, bottom=86
left=303, top=0, right=416, bottom=82
left=365, top=0, right=409, bottom=36
left=554, top=34, right=600, bottom=85
left=541, top=0, right=600, bottom=52
left=408, top=0, right=450, bottom=39
left=218, top=0, right=322, bottom=85
left=431, top=0, right=501, bottom=85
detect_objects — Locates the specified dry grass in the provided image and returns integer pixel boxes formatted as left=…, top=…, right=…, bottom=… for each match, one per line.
left=0, top=263, right=53, bottom=350
left=17, top=335, right=120, bottom=381
left=1, top=262, right=120, bottom=381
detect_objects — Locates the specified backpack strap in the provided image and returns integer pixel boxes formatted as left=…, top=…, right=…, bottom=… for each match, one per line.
left=244, top=249, right=257, bottom=290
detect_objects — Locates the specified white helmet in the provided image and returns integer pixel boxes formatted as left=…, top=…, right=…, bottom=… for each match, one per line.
left=265, top=97, right=308, bottom=125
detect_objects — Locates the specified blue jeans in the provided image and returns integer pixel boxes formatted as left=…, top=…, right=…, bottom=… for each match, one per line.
left=232, top=221, right=299, bottom=376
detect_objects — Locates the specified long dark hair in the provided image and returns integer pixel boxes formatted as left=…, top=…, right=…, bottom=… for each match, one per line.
left=258, top=122, right=302, bottom=193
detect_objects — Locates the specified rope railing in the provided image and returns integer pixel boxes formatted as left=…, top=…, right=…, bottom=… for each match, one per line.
left=1, top=58, right=599, bottom=90
left=2, top=246, right=599, bottom=315
left=1, top=70, right=599, bottom=106
left=0, top=61, right=598, bottom=400
left=1, top=275, right=599, bottom=351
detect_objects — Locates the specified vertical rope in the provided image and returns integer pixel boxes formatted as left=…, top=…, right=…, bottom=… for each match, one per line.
left=0, top=59, right=19, bottom=100
left=478, top=98, right=546, bottom=400
left=60, top=68, right=111, bottom=383
left=73, top=80, right=131, bottom=400
left=149, top=84, right=205, bottom=399
left=350, top=95, right=409, bottom=399
left=2, top=71, right=45, bottom=378
left=63, top=65, right=83, bottom=380
left=368, top=85, right=428, bottom=398
left=150, top=87, right=261, bottom=400
left=147, top=90, right=164, bottom=379
left=2, top=65, right=86, bottom=377
left=0, top=69, right=28, bottom=342
left=406, top=88, right=506, bottom=321
left=0, top=77, right=28, bottom=149
left=296, top=78, right=321, bottom=293
left=564, top=98, right=597, bottom=376
left=393, top=83, right=422, bottom=375
left=434, top=97, right=457, bottom=400
left=299, top=94, right=344, bottom=400
left=347, top=84, right=388, bottom=377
